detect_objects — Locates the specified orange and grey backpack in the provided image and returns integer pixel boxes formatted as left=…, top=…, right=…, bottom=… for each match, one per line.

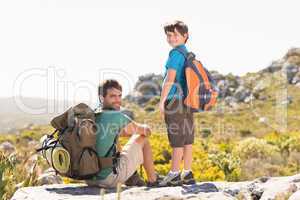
left=173, top=47, right=219, bottom=112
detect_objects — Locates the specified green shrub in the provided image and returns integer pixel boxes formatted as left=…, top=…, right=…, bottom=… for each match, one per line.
left=233, top=137, right=279, bottom=160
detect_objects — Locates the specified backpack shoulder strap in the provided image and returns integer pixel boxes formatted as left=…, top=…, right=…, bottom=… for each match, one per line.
left=170, top=47, right=196, bottom=62
left=169, top=47, right=188, bottom=59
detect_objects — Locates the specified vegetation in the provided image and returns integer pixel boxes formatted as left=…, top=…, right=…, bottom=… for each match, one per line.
left=1, top=69, right=300, bottom=199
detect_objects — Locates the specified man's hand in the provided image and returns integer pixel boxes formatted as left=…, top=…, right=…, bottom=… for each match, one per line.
left=139, top=124, right=151, bottom=137
left=120, top=122, right=152, bottom=137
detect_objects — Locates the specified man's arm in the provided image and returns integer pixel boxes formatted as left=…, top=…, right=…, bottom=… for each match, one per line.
left=119, top=121, right=151, bottom=137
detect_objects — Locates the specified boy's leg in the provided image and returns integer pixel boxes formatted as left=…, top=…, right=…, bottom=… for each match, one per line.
left=183, top=144, right=193, bottom=170
left=171, top=147, right=184, bottom=172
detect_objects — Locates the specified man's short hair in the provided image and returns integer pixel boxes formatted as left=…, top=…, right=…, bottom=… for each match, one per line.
left=98, top=79, right=122, bottom=97
left=164, top=20, right=189, bottom=42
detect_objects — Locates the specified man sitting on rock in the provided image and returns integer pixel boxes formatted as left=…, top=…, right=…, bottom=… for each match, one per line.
left=85, top=79, right=162, bottom=188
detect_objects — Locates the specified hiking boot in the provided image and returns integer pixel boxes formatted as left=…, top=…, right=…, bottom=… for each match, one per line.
left=158, top=172, right=182, bottom=187
left=125, top=171, right=145, bottom=186
left=181, top=171, right=196, bottom=185
left=146, top=173, right=164, bottom=187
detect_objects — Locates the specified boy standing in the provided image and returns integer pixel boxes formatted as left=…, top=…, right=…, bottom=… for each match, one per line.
left=159, top=21, right=195, bottom=186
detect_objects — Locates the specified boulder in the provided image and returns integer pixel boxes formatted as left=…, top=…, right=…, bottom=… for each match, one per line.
left=0, top=141, right=15, bottom=153
left=233, top=86, right=251, bottom=102
left=289, top=190, right=300, bottom=200
left=11, top=174, right=300, bottom=200
left=282, top=63, right=299, bottom=83
left=291, top=71, right=300, bottom=84
left=37, top=168, right=63, bottom=185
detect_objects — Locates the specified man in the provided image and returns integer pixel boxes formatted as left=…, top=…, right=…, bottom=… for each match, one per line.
left=85, top=79, right=161, bottom=188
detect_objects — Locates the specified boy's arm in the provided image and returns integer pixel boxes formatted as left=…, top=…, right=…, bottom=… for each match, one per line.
left=159, top=69, right=177, bottom=112
left=119, top=121, right=151, bottom=137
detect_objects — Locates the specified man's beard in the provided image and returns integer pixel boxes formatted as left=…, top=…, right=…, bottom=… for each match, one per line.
left=102, top=103, right=120, bottom=111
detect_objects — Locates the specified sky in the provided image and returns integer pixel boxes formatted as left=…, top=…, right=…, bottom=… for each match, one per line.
left=0, top=0, right=299, bottom=104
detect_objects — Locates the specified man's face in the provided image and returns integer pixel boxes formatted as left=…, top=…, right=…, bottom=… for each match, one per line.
left=101, top=88, right=122, bottom=110
left=166, top=28, right=188, bottom=48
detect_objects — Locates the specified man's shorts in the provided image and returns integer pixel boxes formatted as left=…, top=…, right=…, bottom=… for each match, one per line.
left=164, top=98, right=195, bottom=148
left=85, top=135, right=144, bottom=188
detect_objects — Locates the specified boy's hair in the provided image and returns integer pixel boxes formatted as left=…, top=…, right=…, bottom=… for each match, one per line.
left=98, top=79, right=122, bottom=97
left=164, top=20, right=189, bottom=42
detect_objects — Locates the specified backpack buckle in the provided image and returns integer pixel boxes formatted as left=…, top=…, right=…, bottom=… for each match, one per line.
left=112, top=152, right=120, bottom=174
left=187, top=52, right=195, bottom=61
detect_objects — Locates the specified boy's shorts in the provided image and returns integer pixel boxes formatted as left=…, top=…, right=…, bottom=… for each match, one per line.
left=164, top=98, right=195, bottom=148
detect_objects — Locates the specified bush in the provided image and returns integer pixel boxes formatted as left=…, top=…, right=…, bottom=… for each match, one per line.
left=233, top=137, right=279, bottom=160
left=209, top=151, right=241, bottom=181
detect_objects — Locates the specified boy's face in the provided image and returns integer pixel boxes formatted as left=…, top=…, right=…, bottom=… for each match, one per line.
left=166, top=28, right=188, bottom=48
left=100, top=87, right=122, bottom=110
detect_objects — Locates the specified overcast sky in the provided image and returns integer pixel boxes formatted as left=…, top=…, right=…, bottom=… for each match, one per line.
left=0, top=0, right=299, bottom=104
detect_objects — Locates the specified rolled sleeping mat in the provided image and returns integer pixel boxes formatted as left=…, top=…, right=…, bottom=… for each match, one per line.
left=39, top=135, right=70, bottom=174
left=51, top=146, right=70, bottom=174
left=39, top=135, right=57, bottom=163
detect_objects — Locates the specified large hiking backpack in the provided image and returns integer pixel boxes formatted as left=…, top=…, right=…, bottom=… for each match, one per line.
left=37, top=103, right=118, bottom=180
left=172, top=47, right=219, bottom=112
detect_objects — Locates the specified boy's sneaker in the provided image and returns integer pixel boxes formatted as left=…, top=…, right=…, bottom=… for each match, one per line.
left=158, top=172, right=182, bottom=187
left=181, top=171, right=196, bottom=185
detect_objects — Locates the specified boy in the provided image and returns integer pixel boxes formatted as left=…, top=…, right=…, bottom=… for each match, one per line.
left=159, top=21, right=195, bottom=186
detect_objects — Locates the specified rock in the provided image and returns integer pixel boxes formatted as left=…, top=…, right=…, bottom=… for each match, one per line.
left=289, top=190, right=300, bottom=200
left=253, top=80, right=268, bottom=94
left=285, top=48, right=300, bottom=58
left=259, top=117, right=268, bottom=124
left=233, top=86, right=251, bottom=102
left=224, top=96, right=239, bottom=109
left=11, top=183, right=235, bottom=200
left=285, top=48, right=300, bottom=66
left=11, top=174, right=300, bottom=200
left=244, top=94, right=255, bottom=103
left=282, top=63, right=299, bottom=83
left=261, top=60, right=283, bottom=73
left=0, top=141, right=15, bottom=153
left=181, top=183, right=219, bottom=194
left=154, top=196, right=185, bottom=200
left=255, top=176, right=270, bottom=183
left=247, top=182, right=264, bottom=200
left=37, top=168, right=63, bottom=185
left=296, top=82, right=300, bottom=88
left=281, top=96, right=293, bottom=105
left=259, top=178, right=297, bottom=200
left=217, top=80, right=230, bottom=98
left=258, top=94, right=268, bottom=101
left=125, top=73, right=163, bottom=106
left=291, top=72, right=300, bottom=84
left=210, top=71, right=224, bottom=82
left=224, top=96, right=237, bottom=105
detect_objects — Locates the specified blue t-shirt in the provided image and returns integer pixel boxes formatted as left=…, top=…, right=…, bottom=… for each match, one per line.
left=163, top=44, right=188, bottom=101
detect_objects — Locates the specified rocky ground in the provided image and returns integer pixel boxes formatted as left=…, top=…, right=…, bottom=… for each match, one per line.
left=11, top=173, right=300, bottom=200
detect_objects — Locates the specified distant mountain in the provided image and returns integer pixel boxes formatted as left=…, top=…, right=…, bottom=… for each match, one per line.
left=0, top=97, right=97, bottom=133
